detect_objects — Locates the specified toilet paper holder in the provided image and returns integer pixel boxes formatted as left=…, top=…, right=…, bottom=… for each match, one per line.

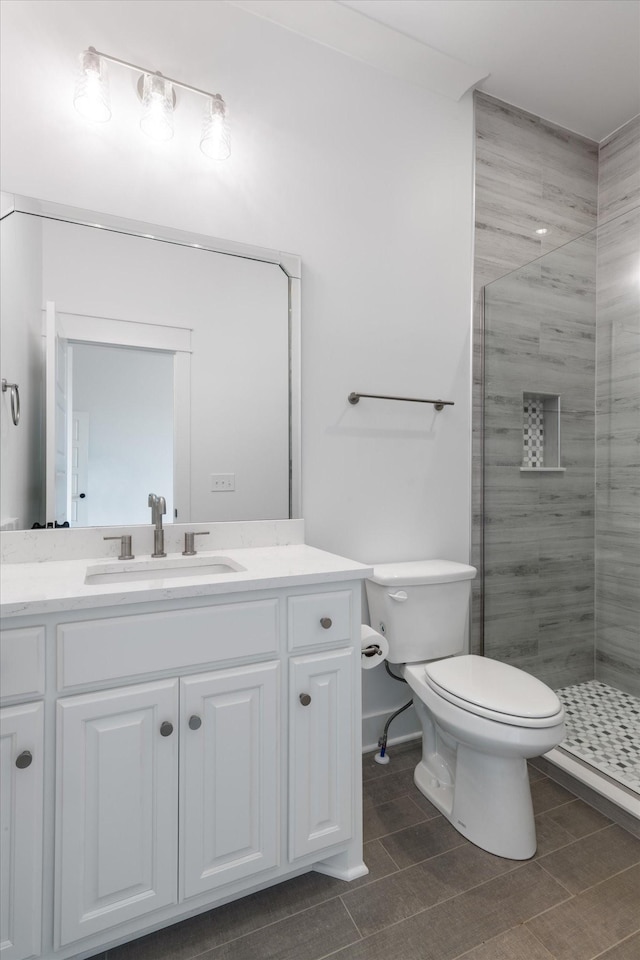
left=362, top=643, right=384, bottom=658
left=360, top=624, right=389, bottom=669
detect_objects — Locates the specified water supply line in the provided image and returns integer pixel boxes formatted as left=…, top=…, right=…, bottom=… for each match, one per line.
left=375, top=661, right=412, bottom=765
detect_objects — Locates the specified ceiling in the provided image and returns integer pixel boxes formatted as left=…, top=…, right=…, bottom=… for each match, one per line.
left=234, top=0, right=640, bottom=142
left=342, top=0, right=640, bottom=141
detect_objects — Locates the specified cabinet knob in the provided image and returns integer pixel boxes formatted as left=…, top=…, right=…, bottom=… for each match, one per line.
left=320, top=617, right=332, bottom=630
left=188, top=715, right=202, bottom=730
left=299, top=693, right=312, bottom=706
left=15, top=750, right=32, bottom=769
left=160, top=721, right=174, bottom=737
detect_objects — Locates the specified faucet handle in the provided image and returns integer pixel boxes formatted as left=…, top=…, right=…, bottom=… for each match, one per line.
left=104, top=535, right=134, bottom=560
left=182, top=531, right=210, bottom=556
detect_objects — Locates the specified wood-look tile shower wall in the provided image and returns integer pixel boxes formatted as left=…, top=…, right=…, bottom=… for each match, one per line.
left=472, top=93, right=599, bottom=686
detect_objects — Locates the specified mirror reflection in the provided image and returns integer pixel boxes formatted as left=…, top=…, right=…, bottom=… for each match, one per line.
left=0, top=201, right=298, bottom=530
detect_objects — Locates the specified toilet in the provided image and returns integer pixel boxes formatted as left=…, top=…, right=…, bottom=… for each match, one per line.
left=365, top=559, right=566, bottom=860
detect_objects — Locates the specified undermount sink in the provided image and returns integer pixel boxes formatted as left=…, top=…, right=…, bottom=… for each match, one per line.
left=85, top=555, right=246, bottom=585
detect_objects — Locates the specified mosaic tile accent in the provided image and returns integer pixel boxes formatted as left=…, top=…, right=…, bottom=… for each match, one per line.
left=523, top=395, right=545, bottom=467
left=556, top=680, right=640, bottom=793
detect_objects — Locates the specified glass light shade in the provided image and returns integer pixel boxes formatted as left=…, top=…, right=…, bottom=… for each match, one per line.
left=140, top=73, right=174, bottom=142
left=200, top=95, right=231, bottom=160
left=74, top=48, right=111, bottom=123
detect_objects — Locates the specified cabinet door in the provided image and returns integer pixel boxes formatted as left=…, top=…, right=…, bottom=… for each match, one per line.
left=180, top=662, right=279, bottom=899
left=56, top=680, right=178, bottom=946
left=0, top=702, right=43, bottom=960
left=289, top=648, right=354, bottom=860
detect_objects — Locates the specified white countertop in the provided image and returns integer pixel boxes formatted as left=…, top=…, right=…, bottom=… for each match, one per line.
left=0, top=544, right=373, bottom=618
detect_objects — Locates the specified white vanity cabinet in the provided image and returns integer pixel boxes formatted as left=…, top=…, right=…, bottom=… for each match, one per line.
left=287, top=590, right=356, bottom=861
left=289, top=648, right=354, bottom=860
left=0, top=701, right=44, bottom=960
left=0, top=625, right=46, bottom=960
left=179, top=662, right=280, bottom=899
left=0, top=566, right=367, bottom=960
left=56, top=661, right=281, bottom=945
left=56, top=680, right=180, bottom=946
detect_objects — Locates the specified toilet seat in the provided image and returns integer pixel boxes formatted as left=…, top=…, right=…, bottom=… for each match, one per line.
left=423, top=655, right=564, bottom=729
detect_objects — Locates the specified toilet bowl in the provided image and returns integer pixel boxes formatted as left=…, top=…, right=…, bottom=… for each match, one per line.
left=365, top=560, right=565, bottom=860
left=404, top=655, right=565, bottom=859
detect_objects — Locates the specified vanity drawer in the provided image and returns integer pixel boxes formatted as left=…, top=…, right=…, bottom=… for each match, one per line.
left=288, top=591, right=352, bottom=650
left=0, top=626, right=45, bottom=700
left=58, top=599, right=279, bottom=689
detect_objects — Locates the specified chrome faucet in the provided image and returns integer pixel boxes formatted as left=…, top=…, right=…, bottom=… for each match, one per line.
left=148, top=493, right=167, bottom=557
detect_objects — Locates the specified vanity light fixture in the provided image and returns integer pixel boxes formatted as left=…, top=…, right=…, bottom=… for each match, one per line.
left=73, top=47, right=111, bottom=122
left=139, top=72, right=175, bottom=142
left=73, top=46, right=230, bottom=159
left=200, top=95, right=231, bottom=160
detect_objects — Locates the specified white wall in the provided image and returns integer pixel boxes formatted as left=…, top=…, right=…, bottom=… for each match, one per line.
left=0, top=213, right=44, bottom=528
left=0, top=0, right=474, bottom=745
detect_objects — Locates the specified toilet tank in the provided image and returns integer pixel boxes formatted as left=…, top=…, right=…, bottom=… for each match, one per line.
left=365, top=560, right=477, bottom=663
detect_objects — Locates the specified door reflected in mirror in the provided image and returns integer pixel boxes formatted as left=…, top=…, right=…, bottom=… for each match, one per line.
left=69, top=343, right=174, bottom=526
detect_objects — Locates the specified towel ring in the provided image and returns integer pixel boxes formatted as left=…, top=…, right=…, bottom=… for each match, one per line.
left=2, top=380, right=20, bottom=426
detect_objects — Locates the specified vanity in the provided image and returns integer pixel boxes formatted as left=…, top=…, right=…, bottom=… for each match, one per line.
left=0, top=194, right=372, bottom=959
left=0, top=522, right=371, bottom=960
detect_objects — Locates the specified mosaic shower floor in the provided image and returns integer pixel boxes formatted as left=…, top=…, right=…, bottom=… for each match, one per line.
left=555, top=679, right=640, bottom=794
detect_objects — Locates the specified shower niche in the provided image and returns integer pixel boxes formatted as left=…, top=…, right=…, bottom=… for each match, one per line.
left=521, top=392, right=565, bottom=472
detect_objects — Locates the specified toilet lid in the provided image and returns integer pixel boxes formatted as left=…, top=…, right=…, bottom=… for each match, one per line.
left=424, top=655, right=562, bottom=722
left=369, top=559, right=476, bottom=586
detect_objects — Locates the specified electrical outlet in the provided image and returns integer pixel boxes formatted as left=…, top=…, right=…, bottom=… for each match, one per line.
left=211, top=473, right=235, bottom=492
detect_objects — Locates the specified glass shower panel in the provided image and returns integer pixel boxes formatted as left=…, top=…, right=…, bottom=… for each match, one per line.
left=594, top=207, right=640, bottom=699
left=483, top=213, right=640, bottom=797
left=482, top=230, right=597, bottom=690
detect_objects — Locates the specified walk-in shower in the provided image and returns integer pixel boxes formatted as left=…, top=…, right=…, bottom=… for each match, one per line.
left=482, top=206, right=640, bottom=814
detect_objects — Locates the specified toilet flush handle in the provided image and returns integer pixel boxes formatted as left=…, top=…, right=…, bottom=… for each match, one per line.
left=388, top=591, right=408, bottom=602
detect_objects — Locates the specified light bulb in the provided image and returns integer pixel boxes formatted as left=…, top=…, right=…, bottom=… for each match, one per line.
left=200, top=95, right=231, bottom=160
left=74, top=48, right=111, bottom=123
left=140, top=73, right=174, bottom=142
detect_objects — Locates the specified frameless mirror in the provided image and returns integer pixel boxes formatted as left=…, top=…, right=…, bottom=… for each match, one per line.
left=0, top=195, right=301, bottom=530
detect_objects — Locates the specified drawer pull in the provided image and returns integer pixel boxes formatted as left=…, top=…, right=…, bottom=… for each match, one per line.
left=188, top=715, right=202, bottom=730
left=15, top=750, right=33, bottom=769
left=320, top=617, right=333, bottom=630
left=160, top=721, right=174, bottom=737
left=299, top=693, right=312, bottom=706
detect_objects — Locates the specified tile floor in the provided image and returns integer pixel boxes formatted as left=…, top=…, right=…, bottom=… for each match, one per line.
left=89, top=741, right=640, bottom=960
left=555, top=681, right=640, bottom=793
